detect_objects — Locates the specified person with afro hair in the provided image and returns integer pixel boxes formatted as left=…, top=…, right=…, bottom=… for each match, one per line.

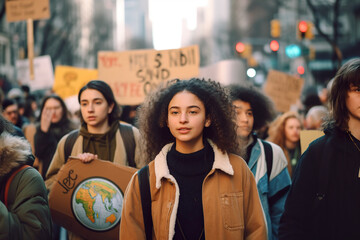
left=228, top=83, right=291, bottom=240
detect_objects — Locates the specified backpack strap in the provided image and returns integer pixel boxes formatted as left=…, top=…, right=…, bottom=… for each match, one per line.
left=261, top=140, right=273, bottom=181
left=138, top=165, right=152, bottom=240
left=119, top=123, right=136, bottom=167
left=4, top=165, right=31, bottom=207
left=64, top=124, right=136, bottom=167
left=64, top=129, right=80, bottom=163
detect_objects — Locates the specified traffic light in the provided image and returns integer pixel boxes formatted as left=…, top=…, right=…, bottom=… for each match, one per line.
left=270, top=40, right=279, bottom=52
left=271, top=19, right=281, bottom=38
left=235, top=42, right=245, bottom=54
left=297, top=65, right=305, bottom=75
left=235, top=42, right=252, bottom=58
left=285, top=44, right=301, bottom=58
left=297, top=21, right=314, bottom=40
left=297, top=21, right=307, bottom=39
left=305, top=22, right=314, bottom=40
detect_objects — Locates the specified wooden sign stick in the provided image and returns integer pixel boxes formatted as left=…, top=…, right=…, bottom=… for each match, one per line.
left=27, top=18, right=34, bottom=80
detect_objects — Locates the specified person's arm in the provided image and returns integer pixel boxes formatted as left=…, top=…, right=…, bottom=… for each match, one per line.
left=120, top=172, right=147, bottom=240
left=0, top=167, right=52, bottom=239
left=243, top=165, right=268, bottom=240
left=268, top=145, right=291, bottom=239
left=278, top=144, right=319, bottom=240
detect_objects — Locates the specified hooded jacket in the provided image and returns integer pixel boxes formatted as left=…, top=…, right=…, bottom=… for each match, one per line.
left=0, top=132, right=52, bottom=240
left=120, top=140, right=267, bottom=240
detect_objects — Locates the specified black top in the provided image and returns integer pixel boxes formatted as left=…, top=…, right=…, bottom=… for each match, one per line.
left=167, top=141, right=214, bottom=240
left=279, top=127, right=360, bottom=240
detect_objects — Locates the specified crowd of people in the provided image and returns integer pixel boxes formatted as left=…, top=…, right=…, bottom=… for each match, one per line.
left=0, top=57, right=358, bottom=240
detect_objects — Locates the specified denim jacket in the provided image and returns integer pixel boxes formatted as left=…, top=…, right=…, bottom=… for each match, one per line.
left=248, top=136, right=291, bottom=240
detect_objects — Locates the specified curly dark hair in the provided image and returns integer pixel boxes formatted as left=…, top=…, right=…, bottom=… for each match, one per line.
left=325, top=58, right=360, bottom=130
left=227, top=83, right=276, bottom=131
left=137, top=78, right=238, bottom=161
left=78, top=80, right=122, bottom=125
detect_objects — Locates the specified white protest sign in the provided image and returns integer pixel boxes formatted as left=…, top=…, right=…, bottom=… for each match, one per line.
left=16, top=55, right=54, bottom=91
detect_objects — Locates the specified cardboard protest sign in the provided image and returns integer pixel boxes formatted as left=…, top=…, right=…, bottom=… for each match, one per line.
left=98, top=45, right=200, bottom=105
left=48, top=157, right=137, bottom=240
left=300, top=130, right=324, bottom=154
left=53, top=66, right=98, bottom=99
left=263, top=70, right=304, bottom=113
left=6, top=0, right=50, bottom=22
left=15, top=55, right=53, bottom=91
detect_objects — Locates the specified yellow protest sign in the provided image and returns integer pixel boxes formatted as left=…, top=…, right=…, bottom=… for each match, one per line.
left=300, top=130, right=324, bottom=154
left=6, top=0, right=50, bottom=22
left=98, top=45, right=200, bottom=105
left=263, top=70, right=304, bottom=113
left=53, top=66, right=98, bottom=99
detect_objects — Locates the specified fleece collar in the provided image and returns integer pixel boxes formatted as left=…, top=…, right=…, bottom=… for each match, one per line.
left=154, top=139, right=234, bottom=189
left=0, top=132, right=32, bottom=176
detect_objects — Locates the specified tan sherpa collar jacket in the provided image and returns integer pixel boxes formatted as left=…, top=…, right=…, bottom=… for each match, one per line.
left=120, top=140, right=267, bottom=240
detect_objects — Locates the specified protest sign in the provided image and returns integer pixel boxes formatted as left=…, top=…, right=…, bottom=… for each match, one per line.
left=98, top=45, right=200, bottom=105
left=16, top=55, right=53, bottom=91
left=263, top=70, right=304, bottom=113
left=6, top=0, right=50, bottom=22
left=53, top=66, right=98, bottom=99
left=49, top=157, right=136, bottom=240
left=300, top=130, right=324, bottom=154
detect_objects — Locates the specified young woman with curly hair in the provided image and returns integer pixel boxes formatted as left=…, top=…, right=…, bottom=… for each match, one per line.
left=120, top=78, right=266, bottom=240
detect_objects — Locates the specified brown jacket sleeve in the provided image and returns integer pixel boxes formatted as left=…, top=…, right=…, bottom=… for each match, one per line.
left=119, top=172, right=147, bottom=239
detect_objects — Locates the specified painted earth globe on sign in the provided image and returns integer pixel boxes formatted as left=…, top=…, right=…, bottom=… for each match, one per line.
left=72, top=178, right=123, bottom=231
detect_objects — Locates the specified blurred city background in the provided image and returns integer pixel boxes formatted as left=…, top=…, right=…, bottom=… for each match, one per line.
left=0, top=0, right=359, bottom=93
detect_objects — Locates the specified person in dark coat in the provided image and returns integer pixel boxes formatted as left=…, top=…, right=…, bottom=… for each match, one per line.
left=0, top=114, right=52, bottom=239
left=279, top=57, right=360, bottom=240
left=33, top=95, right=77, bottom=179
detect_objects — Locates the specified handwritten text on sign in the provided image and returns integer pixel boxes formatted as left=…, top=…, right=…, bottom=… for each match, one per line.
left=6, top=0, right=50, bottom=22
left=98, top=45, right=200, bottom=105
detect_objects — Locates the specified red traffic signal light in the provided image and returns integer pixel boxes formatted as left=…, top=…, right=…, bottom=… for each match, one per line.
left=235, top=42, right=245, bottom=53
left=297, top=65, right=305, bottom=75
left=270, top=40, right=279, bottom=52
left=298, top=21, right=308, bottom=33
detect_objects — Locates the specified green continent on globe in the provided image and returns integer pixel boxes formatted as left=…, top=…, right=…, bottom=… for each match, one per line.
left=75, top=180, right=119, bottom=223
left=75, top=188, right=96, bottom=223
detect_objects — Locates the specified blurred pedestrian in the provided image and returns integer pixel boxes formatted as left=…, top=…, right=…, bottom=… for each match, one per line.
left=267, top=111, right=303, bottom=176
left=31, top=95, right=78, bottom=179
left=0, top=114, right=52, bottom=239
left=304, top=105, right=328, bottom=130
left=45, top=80, right=145, bottom=240
left=120, top=78, right=267, bottom=240
left=2, top=98, right=29, bottom=130
left=279, top=58, right=360, bottom=240
left=228, top=83, right=291, bottom=240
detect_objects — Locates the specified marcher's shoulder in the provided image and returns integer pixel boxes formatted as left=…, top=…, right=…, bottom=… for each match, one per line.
left=17, top=167, right=47, bottom=193
left=228, top=153, right=249, bottom=170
